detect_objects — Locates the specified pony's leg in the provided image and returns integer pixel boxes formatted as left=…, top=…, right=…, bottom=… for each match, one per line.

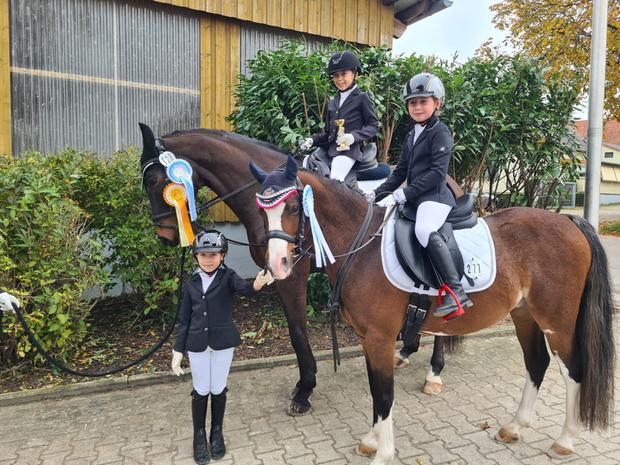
left=544, top=333, right=580, bottom=458
left=497, top=310, right=549, bottom=443
left=394, top=333, right=420, bottom=368
left=357, top=338, right=396, bottom=465
left=423, top=336, right=445, bottom=395
left=275, top=264, right=317, bottom=416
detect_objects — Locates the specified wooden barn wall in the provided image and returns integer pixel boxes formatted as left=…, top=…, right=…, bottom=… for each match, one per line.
left=200, top=15, right=240, bottom=222
left=152, top=0, right=394, bottom=47
left=0, top=0, right=10, bottom=156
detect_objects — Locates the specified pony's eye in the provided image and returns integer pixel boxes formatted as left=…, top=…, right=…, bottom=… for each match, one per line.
left=145, top=175, right=158, bottom=187
left=289, top=204, right=300, bottom=215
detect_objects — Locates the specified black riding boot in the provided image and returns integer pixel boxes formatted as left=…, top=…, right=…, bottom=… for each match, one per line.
left=192, top=390, right=210, bottom=465
left=426, top=232, right=473, bottom=318
left=210, top=388, right=227, bottom=460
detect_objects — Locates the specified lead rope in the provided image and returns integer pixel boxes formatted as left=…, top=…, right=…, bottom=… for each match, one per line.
left=8, top=248, right=187, bottom=377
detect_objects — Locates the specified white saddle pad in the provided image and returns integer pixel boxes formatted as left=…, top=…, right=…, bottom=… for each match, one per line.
left=381, top=207, right=497, bottom=295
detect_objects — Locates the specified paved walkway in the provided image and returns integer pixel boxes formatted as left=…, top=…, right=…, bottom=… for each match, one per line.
left=1, top=320, right=619, bottom=465
left=1, top=235, right=619, bottom=465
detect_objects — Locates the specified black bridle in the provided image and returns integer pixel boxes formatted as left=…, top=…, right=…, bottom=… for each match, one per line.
left=140, top=138, right=263, bottom=232
left=261, top=182, right=309, bottom=260
left=141, top=139, right=307, bottom=251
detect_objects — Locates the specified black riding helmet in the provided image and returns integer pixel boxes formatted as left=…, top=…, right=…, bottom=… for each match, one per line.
left=327, top=51, right=362, bottom=76
left=192, top=230, right=228, bottom=255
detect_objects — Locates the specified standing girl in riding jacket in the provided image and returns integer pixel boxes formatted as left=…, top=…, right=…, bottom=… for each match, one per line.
left=370, top=72, right=473, bottom=319
left=171, top=230, right=273, bottom=464
left=299, top=50, right=379, bottom=183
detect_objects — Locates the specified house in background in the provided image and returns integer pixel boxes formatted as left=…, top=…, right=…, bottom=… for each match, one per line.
left=574, top=120, right=620, bottom=205
left=0, top=0, right=452, bottom=275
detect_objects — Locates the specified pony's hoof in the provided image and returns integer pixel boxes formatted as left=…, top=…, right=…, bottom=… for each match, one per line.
left=354, top=443, right=376, bottom=457
left=422, top=380, right=443, bottom=395
left=495, top=427, right=519, bottom=443
left=287, top=400, right=311, bottom=416
left=547, top=443, right=575, bottom=459
left=394, top=356, right=410, bottom=369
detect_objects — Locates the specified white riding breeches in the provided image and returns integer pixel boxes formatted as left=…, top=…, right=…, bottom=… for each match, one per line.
left=330, top=155, right=356, bottom=182
left=188, top=346, right=234, bottom=396
left=415, top=201, right=452, bottom=247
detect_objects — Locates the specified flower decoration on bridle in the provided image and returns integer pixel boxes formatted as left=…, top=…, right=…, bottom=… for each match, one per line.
left=255, top=186, right=299, bottom=209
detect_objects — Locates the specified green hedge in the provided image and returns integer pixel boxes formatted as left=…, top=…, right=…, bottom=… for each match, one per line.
left=0, top=149, right=181, bottom=365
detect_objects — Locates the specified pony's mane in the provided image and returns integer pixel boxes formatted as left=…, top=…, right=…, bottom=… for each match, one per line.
left=162, top=128, right=289, bottom=156
left=299, top=169, right=366, bottom=204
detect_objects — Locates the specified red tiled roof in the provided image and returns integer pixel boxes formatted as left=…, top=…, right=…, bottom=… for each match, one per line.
left=574, top=119, right=620, bottom=146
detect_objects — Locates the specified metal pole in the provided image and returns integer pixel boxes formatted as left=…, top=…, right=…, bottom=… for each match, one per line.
left=584, top=0, right=608, bottom=231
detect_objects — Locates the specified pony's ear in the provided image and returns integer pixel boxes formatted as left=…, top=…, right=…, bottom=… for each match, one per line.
left=249, top=161, right=267, bottom=183
left=139, top=123, right=158, bottom=165
left=285, top=155, right=298, bottom=181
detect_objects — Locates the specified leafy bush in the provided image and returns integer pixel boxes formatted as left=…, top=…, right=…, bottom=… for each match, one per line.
left=0, top=148, right=190, bottom=365
left=306, top=273, right=330, bottom=317
left=72, top=149, right=181, bottom=317
left=231, top=41, right=581, bottom=209
left=0, top=151, right=107, bottom=364
left=228, top=41, right=441, bottom=162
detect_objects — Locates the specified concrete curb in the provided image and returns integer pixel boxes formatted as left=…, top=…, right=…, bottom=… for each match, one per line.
left=0, top=325, right=517, bottom=407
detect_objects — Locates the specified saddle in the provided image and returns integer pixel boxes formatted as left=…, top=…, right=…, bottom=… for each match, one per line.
left=303, top=144, right=391, bottom=185
left=394, top=194, right=478, bottom=290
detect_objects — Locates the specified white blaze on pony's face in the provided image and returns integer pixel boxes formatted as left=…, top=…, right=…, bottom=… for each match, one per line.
left=263, top=202, right=294, bottom=279
left=249, top=155, right=302, bottom=280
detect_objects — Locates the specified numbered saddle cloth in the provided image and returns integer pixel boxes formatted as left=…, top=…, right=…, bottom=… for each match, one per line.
left=381, top=207, right=497, bottom=295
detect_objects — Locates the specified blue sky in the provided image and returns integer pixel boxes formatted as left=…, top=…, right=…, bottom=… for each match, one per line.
left=392, top=0, right=507, bottom=62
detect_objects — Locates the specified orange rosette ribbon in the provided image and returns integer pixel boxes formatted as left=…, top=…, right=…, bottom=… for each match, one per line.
left=163, top=183, right=195, bottom=247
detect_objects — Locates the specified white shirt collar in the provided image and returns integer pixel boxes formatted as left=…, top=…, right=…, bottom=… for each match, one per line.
left=338, top=85, right=357, bottom=108
left=198, top=269, right=218, bottom=293
left=413, top=123, right=425, bottom=143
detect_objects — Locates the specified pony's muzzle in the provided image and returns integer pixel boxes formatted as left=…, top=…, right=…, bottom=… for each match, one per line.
left=269, top=254, right=291, bottom=280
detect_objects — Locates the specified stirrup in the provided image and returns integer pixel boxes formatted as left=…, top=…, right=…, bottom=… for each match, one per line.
left=434, top=284, right=473, bottom=320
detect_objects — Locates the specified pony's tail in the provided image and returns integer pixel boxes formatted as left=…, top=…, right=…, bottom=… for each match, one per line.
left=569, top=215, right=616, bottom=430
left=443, top=335, right=465, bottom=354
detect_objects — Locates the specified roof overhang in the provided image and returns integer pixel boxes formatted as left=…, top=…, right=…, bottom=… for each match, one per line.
left=386, top=0, right=454, bottom=38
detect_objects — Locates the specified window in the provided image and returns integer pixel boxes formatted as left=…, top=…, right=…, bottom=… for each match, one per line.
left=604, top=152, right=614, bottom=158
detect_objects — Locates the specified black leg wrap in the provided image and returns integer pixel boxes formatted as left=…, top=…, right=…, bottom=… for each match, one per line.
left=210, top=388, right=227, bottom=460
left=191, top=390, right=210, bottom=464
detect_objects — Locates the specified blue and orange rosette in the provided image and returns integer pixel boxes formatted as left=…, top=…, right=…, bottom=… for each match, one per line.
left=163, top=183, right=195, bottom=247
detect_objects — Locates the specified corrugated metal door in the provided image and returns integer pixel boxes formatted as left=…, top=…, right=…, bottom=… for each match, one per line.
left=10, top=0, right=199, bottom=156
left=240, top=22, right=329, bottom=76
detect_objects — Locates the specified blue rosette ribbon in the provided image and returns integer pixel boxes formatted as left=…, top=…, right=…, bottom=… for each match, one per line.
left=302, top=185, right=335, bottom=268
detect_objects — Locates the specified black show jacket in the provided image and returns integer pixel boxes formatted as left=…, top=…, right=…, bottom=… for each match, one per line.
left=375, top=114, right=456, bottom=209
left=174, top=266, right=257, bottom=353
left=311, top=87, right=379, bottom=161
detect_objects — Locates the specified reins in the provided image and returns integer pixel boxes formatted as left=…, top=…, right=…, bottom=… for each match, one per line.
left=8, top=249, right=188, bottom=377
left=326, top=201, right=378, bottom=371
